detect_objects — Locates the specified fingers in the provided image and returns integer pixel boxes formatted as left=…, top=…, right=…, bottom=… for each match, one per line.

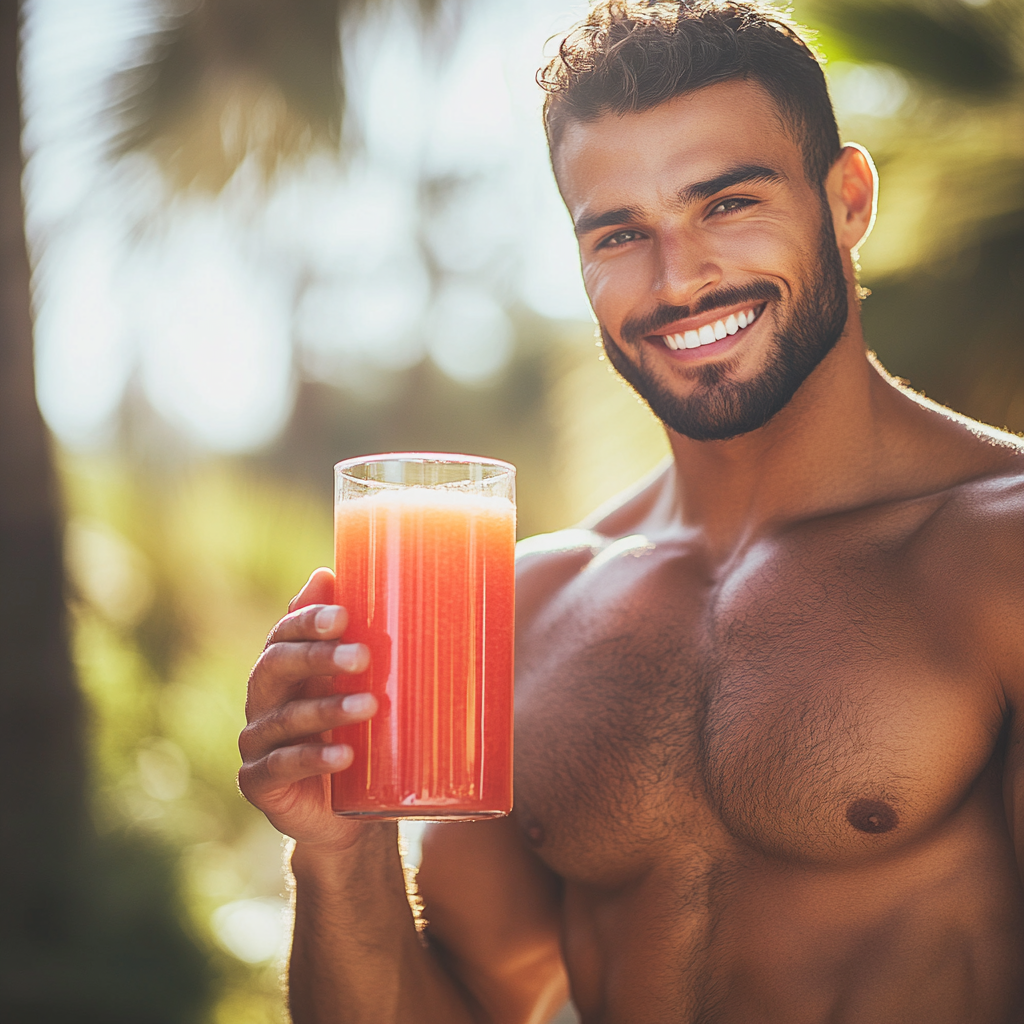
left=248, top=637, right=370, bottom=718
left=240, top=565, right=373, bottom=842
left=240, top=691, right=378, bottom=762
left=267, top=602, right=350, bottom=648
left=238, top=690, right=377, bottom=822
left=289, top=567, right=335, bottom=614
left=268, top=741, right=354, bottom=780
left=238, top=741, right=353, bottom=810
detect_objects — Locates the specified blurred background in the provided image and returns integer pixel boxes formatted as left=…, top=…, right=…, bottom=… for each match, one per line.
left=1, top=0, right=1021, bottom=1020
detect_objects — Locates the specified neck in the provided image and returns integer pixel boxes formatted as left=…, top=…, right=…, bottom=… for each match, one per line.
left=661, top=323, right=906, bottom=558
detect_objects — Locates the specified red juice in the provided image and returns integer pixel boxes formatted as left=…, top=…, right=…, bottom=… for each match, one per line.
left=331, top=487, right=515, bottom=819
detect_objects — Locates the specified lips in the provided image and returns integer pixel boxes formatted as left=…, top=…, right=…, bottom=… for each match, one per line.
left=651, top=303, right=765, bottom=351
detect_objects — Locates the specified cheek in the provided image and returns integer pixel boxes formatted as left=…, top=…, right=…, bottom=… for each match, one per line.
left=582, top=257, right=646, bottom=319
left=711, top=222, right=801, bottom=270
left=580, top=263, right=613, bottom=316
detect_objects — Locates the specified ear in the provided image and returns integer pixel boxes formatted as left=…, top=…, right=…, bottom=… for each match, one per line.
left=826, top=143, right=877, bottom=254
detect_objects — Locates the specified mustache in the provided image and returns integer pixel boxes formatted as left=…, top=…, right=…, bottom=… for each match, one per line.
left=619, top=281, right=783, bottom=345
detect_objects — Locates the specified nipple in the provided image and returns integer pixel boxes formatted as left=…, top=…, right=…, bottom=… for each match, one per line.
left=523, top=819, right=546, bottom=847
left=846, top=798, right=898, bottom=834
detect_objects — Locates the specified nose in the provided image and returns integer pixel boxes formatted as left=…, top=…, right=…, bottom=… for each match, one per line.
left=651, top=230, right=722, bottom=308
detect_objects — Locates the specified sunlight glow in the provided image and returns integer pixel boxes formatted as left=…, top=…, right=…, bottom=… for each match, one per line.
left=33, top=220, right=131, bottom=445
left=135, top=215, right=295, bottom=452
left=827, top=63, right=910, bottom=120
left=24, top=0, right=591, bottom=451
left=426, top=283, right=514, bottom=384
left=211, top=898, right=289, bottom=964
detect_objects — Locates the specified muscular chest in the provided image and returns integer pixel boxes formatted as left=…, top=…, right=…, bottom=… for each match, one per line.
left=513, top=533, right=1002, bottom=882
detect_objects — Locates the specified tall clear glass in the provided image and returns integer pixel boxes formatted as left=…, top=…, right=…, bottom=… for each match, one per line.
left=331, top=453, right=516, bottom=820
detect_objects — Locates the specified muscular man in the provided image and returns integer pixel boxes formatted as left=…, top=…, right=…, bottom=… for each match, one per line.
left=238, top=2, right=1024, bottom=1020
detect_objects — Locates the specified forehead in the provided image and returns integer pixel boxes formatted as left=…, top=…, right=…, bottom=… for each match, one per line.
left=554, top=79, right=806, bottom=214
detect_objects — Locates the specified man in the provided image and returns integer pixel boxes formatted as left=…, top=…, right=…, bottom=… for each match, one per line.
left=238, top=2, right=1024, bottom=1021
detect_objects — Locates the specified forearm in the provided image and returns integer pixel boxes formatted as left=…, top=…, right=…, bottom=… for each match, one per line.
left=287, top=824, right=482, bottom=1024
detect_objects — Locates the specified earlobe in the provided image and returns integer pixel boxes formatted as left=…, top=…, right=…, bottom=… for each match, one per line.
left=835, top=143, right=877, bottom=253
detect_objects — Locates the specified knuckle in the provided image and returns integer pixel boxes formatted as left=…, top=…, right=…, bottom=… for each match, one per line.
left=238, top=718, right=269, bottom=758
left=260, top=642, right=291, bottom=677
left=264, top=746, right=288, bottom=779
left=303, top=639, right=331, bottom=673
left=238, top=722, right=256, bottom=758
left=265, top=605, right=320, bottom=650
left=252, top=645, right=275, bottom=680
left=275, top=699, right=305, bottom=737
left=294, top=604, right=319, bottom=629
left=264, top=612, right=293, bottom=648
left=237, top=763, right=261, bottom=802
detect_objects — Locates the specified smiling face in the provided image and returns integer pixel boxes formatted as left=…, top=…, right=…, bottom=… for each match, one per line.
left=555, top=79, right=850, bottom=442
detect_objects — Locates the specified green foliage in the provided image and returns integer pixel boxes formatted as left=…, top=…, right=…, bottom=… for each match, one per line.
left=795, top=0, right=1024, bottom=432
left=814, top=0, right=1018, bottom=95
left=114, top=0, right=455, bottom=191
left=63, top=456, right=339, bottom=1023
left=114, top=0, right=343, bottom=190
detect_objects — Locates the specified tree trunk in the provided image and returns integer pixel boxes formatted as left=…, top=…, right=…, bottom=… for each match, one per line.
left=0, top=0, right=90, bottom=1005
left=0, top=8, right=213, bottom=1020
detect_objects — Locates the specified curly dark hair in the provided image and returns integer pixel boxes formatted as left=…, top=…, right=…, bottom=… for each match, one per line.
left=539, top=0, right=840, bottom=188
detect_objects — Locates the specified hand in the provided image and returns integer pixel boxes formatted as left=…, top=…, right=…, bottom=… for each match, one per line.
left=238, top=567, right=377, bottom=848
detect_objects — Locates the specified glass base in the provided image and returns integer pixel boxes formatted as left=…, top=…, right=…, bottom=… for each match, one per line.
left=334, top=808, right=509, bottom=822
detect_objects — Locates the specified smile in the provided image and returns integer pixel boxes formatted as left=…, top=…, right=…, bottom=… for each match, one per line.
left=653, top=303, right=765, bottom=351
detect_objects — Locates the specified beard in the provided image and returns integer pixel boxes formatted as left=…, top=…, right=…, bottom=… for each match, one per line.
left=600, top=200, right=849, bottom=442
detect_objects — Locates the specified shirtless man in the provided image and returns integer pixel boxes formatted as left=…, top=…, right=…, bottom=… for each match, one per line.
left=238, top=2, right=1024, bottom=1021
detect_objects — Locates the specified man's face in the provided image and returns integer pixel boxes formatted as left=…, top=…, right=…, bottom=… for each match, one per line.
left=554, top=80, right=849, bottom=442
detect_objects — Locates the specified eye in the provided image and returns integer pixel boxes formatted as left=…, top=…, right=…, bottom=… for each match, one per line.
left=710, top=197, right=756, bottom=216
left=596, top=228, right=644, bottom=249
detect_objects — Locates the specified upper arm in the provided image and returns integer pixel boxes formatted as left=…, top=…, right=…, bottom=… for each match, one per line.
left=964, top=478, right=1024, bottom=871
left=416, top=815, right=569, bottom=1024
left=907, top=472, right=1024, bottom=872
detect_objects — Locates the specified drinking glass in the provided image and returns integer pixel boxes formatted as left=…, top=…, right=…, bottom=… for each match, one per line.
left=331, top=453, right=515, bottom=820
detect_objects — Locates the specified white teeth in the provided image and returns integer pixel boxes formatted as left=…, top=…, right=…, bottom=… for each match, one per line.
left=660, top=305, right=762, bottom=354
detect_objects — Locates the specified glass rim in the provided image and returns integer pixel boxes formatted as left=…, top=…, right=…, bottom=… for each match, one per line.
left=335, top=451, right=515, bottom=484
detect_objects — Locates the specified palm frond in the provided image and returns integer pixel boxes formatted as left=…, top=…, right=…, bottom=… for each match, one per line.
left=112, top=0, right=453, bottom=193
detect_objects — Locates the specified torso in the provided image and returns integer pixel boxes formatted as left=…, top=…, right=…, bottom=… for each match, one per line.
left=513, top=466, right=1024, bottom=1023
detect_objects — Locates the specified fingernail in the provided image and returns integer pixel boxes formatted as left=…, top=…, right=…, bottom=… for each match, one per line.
left=333, top=643, right=367, bottom=672
left=342, top=693, right=376, bottom=716
left=322, top=744, right=352, bottom=767
left=315, top=605, right=341, bottom=633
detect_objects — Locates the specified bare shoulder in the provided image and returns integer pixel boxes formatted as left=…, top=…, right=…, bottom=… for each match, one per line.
left=904, top=445, right=1024, bottom=694
left=515, top=529, right=605, bottom=631
left=515, top=461, right=673, bottom=627
left=924, top=437, right=1024, bottom=551
left=895, top=395, right=1024, bottom=554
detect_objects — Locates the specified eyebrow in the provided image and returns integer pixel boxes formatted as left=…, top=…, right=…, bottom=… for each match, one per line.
left=574, top=206, right=644, bottom=238
left=573, top=164, right=787, bottom=239
left=676, top=164, right=787, bottom=204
